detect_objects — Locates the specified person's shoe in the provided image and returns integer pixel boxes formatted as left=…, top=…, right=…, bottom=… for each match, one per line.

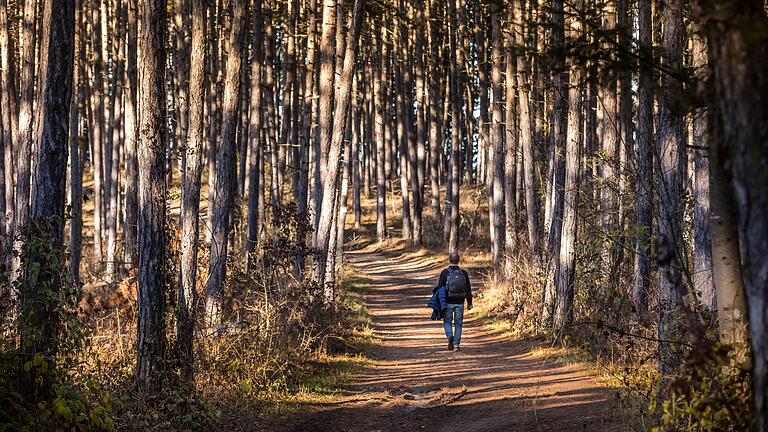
left=455, top=345, right=460, bottom=352
left=448, top=335, right=454, bottom=351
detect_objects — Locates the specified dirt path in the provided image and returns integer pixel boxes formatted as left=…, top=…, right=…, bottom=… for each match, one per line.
left=289, top=246, right=626, bottom=432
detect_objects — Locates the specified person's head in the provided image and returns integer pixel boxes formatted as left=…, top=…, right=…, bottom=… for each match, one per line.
left=449, top=252, right=460, bottom=265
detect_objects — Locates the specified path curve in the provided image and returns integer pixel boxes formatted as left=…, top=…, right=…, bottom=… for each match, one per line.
left=291, top=246, right=625, bottom=432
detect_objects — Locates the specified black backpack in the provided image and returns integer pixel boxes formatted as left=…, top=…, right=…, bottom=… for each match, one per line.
left=446, top=267, right=468, bottom=299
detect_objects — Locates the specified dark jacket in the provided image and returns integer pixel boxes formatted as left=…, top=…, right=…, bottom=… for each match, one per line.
left=432, top=265, right=473, bottom=307
left=427, top=286, right=448, bottom=320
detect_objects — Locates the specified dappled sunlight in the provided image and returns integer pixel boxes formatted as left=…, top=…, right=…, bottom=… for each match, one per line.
left=288, top=247, right=627, bottom=431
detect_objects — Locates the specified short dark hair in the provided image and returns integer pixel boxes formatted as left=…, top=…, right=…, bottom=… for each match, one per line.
left=449, top=252, right=460, bottom=264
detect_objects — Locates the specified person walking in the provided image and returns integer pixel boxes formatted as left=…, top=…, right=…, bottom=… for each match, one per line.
left=432, top=252, right=473, bottom=351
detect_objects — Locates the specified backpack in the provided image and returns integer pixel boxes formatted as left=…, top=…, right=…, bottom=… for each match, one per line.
left=446, top=267, right=467, bottom=299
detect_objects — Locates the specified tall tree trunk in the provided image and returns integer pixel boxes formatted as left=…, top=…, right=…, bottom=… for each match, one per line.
left=310, top=0, right=364, bottom=289
left=553, top=1, right=582, bottom=338
left=656, top=0, right=686, bottom=374
left=513, top=0, right=541, bottom=261
left=0, top=0, right=18, bottom=237
left=447, top=0, right=462, bottom=254
left=632, top=0, right=653, bottom=317
left=106, top=0, right=126, bottom=283
left=488, top=4, right=505, bottom=266
left=374, top=31, right=387, bottom=242
left=88, top=0, right=105, bottom=262
left=136, top=0, right=168, bottom=392
left=20, top=0, right=75, bottom=390
left=597, top=0, right=619, bottom=273
left=695, top=0, right=768, bottom=425
left=294, top=0, right=317, bottom=278
left=69, top=2, right=84, bottom=286
left=246, top=0, right=264, bottom=264
left=504, top=26, right=518, bottom=265
left=542, top=0, right=567, bottom=325
left=206, top=0, right=246, bottom=326
left=177, top=0, right=206, bottom=381
left=691, top=30, right=715, bottom=311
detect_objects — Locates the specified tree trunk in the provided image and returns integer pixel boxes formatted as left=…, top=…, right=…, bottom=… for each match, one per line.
left=0, top=0, right=18, bottom=238
left=597, top=1, right=619, bottom=274
left=374, top=31, right=387, bottom=243
left=246, top=0, right=264, bottom=264
left=695, top=0, right=768, bottom=425
left=69, top=3, right=84, bottom=286
left=106, top=0, right=126, bottom=283
left=656, top=0, right=686, bottom=374
left=553, top=2, right=582, bottom=338
left=488, top=5, right=505, bottom=266
left=513, top=0, right=541, bottom=261
left=632, top=0, right=653, bottom=317
left=177, top=0, right=206, bottom=381
left=310, top=0, right=365, bottom=289
left=447, top=0, right=462, bottom=254
left=690, top=30, right=715, bottom=311
left=136, top=0, right=168, bottom=392
left=504, top=26, right=518, bottom=265
left=88, top=0, right=105, bottom=262
left=206, top=0, right=246, bottom=326
left=20, top=0, right=75, bottom=391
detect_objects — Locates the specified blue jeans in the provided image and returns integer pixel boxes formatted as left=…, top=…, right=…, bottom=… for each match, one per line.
left=443, top=304, right=464, bottom=346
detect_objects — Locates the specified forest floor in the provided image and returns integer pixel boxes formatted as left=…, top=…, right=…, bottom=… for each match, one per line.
left=276, top=241, right=629, bottom=432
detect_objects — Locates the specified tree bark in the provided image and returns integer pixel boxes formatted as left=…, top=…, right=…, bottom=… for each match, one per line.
left=632, top=0, right=653, bottom=317
left=0, top=0, right=17, bottom=237
left=177, top=0, right=206, bottom=381
left=513, top=0, right=541, bottom=261
left=488, top=4, right=505, bottom=266
left=504, top=25, right=518, bottom=265
left=310, top=0, right=365, bottom=290
left=553, top=1, right=582, bottom=338
left=19, top=0, right=75, bottom=393
left=206, top=0, right=246, bottom=326
left=136, top=0, right=168, bottom=392
left=695, top=0, right=768, bottom=425
left=656, top=0, right=686, bottom=374
left=374, top=31, right=387, bottom=242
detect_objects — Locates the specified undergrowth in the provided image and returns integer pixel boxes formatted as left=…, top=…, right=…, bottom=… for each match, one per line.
left=1, top=203, right=376, bottom=431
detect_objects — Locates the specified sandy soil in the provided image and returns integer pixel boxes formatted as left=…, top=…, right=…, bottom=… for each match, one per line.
left=285, top=245, right=627, bottom=432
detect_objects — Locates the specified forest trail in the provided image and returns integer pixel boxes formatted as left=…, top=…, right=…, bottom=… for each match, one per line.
left=288, top=245, right=627, bottom=432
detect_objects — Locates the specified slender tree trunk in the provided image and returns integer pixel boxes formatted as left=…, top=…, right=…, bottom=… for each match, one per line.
left=106, top=0, right=126, bottom=283
left=89, top=0, right=105, bottom=262
left=690, top=30, right=715, bottom=311
left=553, top=2, right=582, bottom=338
left=504, top=27, right=518, bottom=265
left=513, top=0, right=541, bottom=260
left=656, top=0, right=686, bottom=374
left=20, top=0, right=75, bottom=389
left=488, top=4, right=505, bottom=266
left=177, top=0, right=206, bottom=381
left=374, top=32, right=387, bottom=242
left=632, top=0, right=653, bottom=317
left=69, top=3, right=84, bottom=286
left=310, top=0, right=364, bottom=289
left=246, top=0, right=264, bottom=264
left=206, top=0, right=246, bottom=326
left=447, top=0, right=462, bottom=254
left=0, top=0, right=17, bottom=238
left=135, top=0, right=168, bottom=392
left=597, top=1, right=619, bottom=273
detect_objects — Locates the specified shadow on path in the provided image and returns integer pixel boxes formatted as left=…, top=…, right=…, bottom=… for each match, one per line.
left=288, top=245, right=625, bottom=432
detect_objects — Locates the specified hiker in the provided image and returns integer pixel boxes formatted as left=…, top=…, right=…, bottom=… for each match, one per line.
left=432, top=252, right=472, bottom=351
